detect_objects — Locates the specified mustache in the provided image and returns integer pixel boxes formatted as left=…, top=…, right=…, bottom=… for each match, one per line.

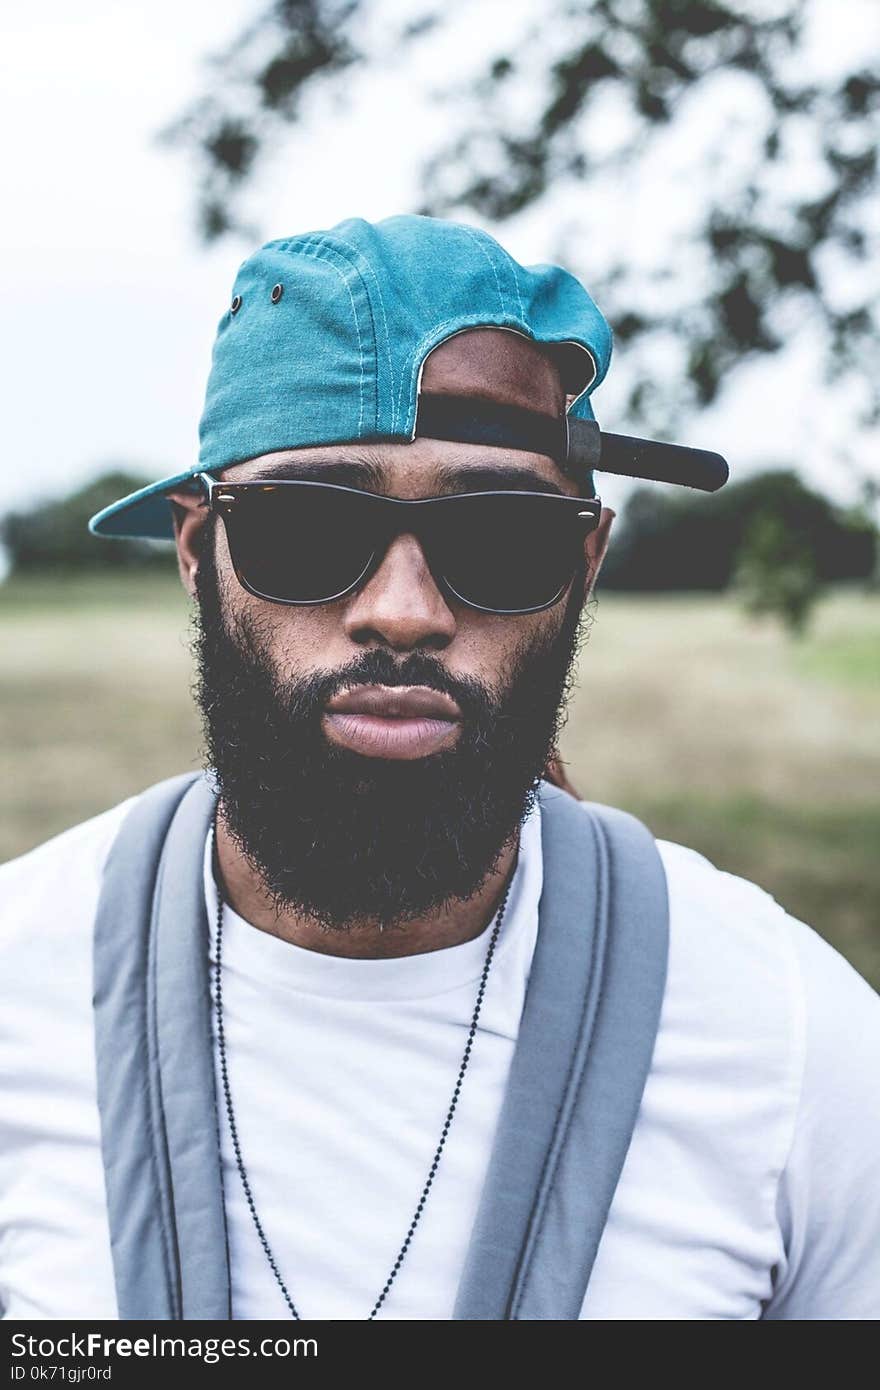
left=222, top=606, right=500, bottom=727
left=313, top=653, right=490, bottom=721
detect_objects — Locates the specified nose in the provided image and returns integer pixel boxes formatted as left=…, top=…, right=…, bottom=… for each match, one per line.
left=342, top=531, right=457, bottom=651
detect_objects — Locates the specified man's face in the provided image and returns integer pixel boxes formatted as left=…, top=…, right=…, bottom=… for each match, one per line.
left=174, top=332, right=613, bottom=934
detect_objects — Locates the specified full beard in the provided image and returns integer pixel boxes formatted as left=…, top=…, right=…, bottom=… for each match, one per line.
left=191, top=516, right=591, bottom=933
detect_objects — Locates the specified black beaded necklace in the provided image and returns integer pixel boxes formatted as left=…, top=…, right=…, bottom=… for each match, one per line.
left=210, top=822, right=513, bottom=1320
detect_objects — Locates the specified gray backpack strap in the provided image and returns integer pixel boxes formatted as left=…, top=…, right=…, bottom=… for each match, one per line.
left=94, top=774, right=666, bottom=1321
left=452, top=784, right=669, bottom=1320
left=92, top=769, right=228, bottom=1320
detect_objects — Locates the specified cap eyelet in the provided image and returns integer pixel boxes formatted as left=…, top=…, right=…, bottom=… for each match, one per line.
left=230, top=294, right=242, bottom=315
left=270, top=283, right=283, bottom=304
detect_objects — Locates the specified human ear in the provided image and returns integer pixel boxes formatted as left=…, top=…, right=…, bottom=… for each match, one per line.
left=165, top=488, right=210, bottom=598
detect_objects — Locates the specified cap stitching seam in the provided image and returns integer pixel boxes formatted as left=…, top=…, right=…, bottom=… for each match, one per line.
left=457, top=227, right=509, bottom=320
left=309, top=232, right=399, bottom=433
left=283, top=239, right=370, bottom=437
left=466, top=226, right=527, bottom=322
left=292, top=234, right=387, bottom=436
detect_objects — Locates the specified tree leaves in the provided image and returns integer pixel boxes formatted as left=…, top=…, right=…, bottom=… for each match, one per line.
left=163, top=0, right=880, bottom=439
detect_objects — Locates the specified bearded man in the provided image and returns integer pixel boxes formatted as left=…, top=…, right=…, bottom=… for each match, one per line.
left=1, top=214, right=878, bottom=1322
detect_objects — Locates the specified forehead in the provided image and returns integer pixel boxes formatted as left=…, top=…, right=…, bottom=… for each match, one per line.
left=218, top=436, right=579, bottom=498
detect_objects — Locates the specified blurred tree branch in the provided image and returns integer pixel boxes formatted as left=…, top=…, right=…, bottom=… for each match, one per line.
left=161, top=0, right=880, bottom=439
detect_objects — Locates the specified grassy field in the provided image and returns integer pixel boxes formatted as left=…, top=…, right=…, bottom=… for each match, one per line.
left=2, top=573, right=878, bottom=987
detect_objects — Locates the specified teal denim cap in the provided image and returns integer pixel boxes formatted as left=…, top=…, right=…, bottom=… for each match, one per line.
left=88, top=213, right=613, bottom=541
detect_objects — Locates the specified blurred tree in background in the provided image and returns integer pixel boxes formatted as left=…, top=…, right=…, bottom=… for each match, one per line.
left=598, top=469, right=877, bottom=593
left=161, top=0, right=880, bottom=450
left=0, top=472, right=172, bottom=574
left=732, top=509, right=819, bottom=634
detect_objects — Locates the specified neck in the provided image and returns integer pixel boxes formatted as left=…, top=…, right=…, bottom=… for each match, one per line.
left=212, top=804, right=521, bottom=959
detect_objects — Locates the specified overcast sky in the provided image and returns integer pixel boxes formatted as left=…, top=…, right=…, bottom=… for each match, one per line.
left=3, top=0, right=877, bottom=533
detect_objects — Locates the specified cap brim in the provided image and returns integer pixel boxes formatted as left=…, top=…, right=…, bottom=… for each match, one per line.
left=88, top=469, right=210, bottom=540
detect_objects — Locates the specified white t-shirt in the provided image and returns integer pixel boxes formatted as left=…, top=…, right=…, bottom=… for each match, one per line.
left=1, top=784, right=879, bottom=1320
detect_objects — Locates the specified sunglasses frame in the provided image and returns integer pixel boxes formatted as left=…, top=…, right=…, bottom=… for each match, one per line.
left=197, top=471, right=603, bottom=616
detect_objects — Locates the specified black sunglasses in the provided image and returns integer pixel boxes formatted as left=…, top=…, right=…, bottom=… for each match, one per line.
left=198, top=472, right=602, bottom=616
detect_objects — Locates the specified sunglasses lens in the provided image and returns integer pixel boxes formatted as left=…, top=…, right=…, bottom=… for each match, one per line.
left=436, top=494, right=584, bottom=612
left=222, top=485, right=376, bottom=602
left=217, top=484, right=589, bottom=612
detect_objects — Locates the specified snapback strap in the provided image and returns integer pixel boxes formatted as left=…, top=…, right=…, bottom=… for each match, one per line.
left=416, top=392, right=568, bottom=463
left=416, top=391, right=728, bottom=492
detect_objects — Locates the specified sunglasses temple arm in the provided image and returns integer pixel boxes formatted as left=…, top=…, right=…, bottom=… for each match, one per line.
left=195, top=471, right=221, bottom=504
left=567, top=419, right=729, bottom=493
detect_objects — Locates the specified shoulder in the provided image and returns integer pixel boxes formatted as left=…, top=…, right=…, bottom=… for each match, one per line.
left=656, top=832, right=792, bottom=942
left=653, top=833, right=878, bottom=1033
left=652, top=832, right=879, bottom=1075
left=656, top=833, right=804, bottom=1002
left=762, top=893, right=880, bottom=1316
left=0, top=797, right=138, bottom=875
left=0, top=795, right=142, bottom=1115
left=0, top=796, right=139, bottom=962
left=654, top=833, right=880, bottom=1317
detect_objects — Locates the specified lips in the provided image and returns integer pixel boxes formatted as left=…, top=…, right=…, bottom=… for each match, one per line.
left=326, top=685, right=462, bottom=720
left=323, top=684, right=462, bottom=759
